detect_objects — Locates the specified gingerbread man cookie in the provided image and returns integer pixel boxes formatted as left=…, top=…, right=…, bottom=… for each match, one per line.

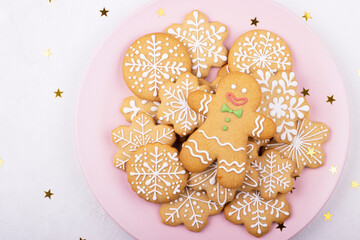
left=127, top=143, right=188, bottom=203
left=123, top=33, right=191, bottom=101
left=157, top=72, right=213, bottom=136
left=111, top=112, right=176, bottom=170
left=224, top=191, right=290, bottom=237
left=159, top=187, right=222, bottom=232
left=120, top=95, right=160, bottom=122
left=166, top=10, right=228, bottom=78
left=180, top=72, right=276, bottom=189
left=228, top=30, right=292, bottom=75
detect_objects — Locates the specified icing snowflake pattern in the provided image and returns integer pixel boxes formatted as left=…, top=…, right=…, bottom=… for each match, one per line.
left=160, top=187, right=222, bottom=232
left=123, top=33, right=190, bottom=100
left=225, top=191, right=290, bottom=237
left=127, top=144, right=187, bottom=203
left=255, top=70, right=310, bottom=142
left=266, top=117, right=329, bottom=175
left=166, top=10, right=228, bottom=78
left=121, top=95, right=160, bottom=122
left=229, top=30, right=292, bottom=74
left=251, top=150, right=294, bottom=199
left=111, top=112, right=176, bottom=170
left=158, top=73, right=211, bottom=136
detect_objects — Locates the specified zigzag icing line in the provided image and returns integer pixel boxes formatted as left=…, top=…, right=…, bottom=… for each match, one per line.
left=199, top=130, right=245, bottom=152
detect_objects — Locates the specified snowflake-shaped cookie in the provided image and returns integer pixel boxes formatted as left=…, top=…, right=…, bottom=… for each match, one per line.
left=229, top=30, right=292, bottom=75
left=111, top=112, right=176, bottom=171
left=127, top=143, right=188, bottom=203
left=251, top=150, right=294, bottom=200
left=159, top=187, right=222, bottom=232
left=166, top=10, right=228, bottom=78
left=187, top=142, right=260, bottom=206
left=255, top=70, right=310, bottom=142
left=120, top=95, right=160, bottom=122
left=157, top=72, right=212, bottom=136
left=123, top=33, right=191, bottom=101
left=224, top=191, right=290, bottom=237
left=266, top=117, right=329, bottom=176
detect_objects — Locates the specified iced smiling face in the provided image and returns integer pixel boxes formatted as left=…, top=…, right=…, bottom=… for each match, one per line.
left=216, top=72, right=262, bottom=110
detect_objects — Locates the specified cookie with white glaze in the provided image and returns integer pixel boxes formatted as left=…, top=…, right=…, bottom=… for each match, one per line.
left=120, top=95, right=160, bottom=122
left=127, top=143, right=188, bottom=203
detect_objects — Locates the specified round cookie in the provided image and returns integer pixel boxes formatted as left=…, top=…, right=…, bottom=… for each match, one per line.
left=159, top=187, right=223, bottom=232
left=224, top=191, right=290, bottom=237
left=126, top=143, right=188, bottom=203
left=111, top=111, right=176, bottom=170
left=123, top=33, right=191, bottom=101
left=180, top=72, right=276, bottom=189
left=228, top=30, right=292, bottom=75
left=157, top=72, right=213, bottom=136
left=166, top=10, right=228, bottom=78
left=266, top=117, right=329, bottom=176
left=120, top=95, right=160, bottom=122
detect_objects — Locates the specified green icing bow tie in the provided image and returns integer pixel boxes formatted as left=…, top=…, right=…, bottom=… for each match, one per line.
left=221, top=104, right=243, bottom=118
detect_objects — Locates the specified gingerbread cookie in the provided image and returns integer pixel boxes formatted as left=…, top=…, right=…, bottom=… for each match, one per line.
left=127, top=143, right=188, bottom=203
left=159, top=187, right=222, bottom=232
left=120, top=95, right=160, bottom=122
left=251, top=149, right=294, bottom=200
left=123, top=33, right=191, bottom=101
left=112, top=112, right=176, bottom=170
left=157, top=72, right=213, bottom=136
left=224, top=191, right=290, bottom=237
left=266, top=117, right=329, bottom=176
left=254, top=70, right=310, bottom=143
left=166, top=10, right=228, bottom=78
left=180, top=72, right=276, bottom=189
left=229, top=30, right=292, bottom=75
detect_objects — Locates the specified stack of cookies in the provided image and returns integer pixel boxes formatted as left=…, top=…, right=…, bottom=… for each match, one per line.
left=111, top=10, right=330, bottom=237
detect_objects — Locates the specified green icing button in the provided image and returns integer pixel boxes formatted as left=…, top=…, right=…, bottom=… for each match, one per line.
left=225, top=118, right=231, bottom=122
left=222, top=126, right=228, bottom=131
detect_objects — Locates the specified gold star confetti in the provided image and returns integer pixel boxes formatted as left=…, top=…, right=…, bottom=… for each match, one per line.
left=323, top=211, right=333, bottom=221
left=100, top=7, right=109, bottom=17
left=54, top=89, right=63, bottom=98
left=156, top=7, right=165, bottom=17
left=329, top=165, right=338, bottom=175
left=44, top=189, right=54, bottom=199
left=276, top=223, right=286, bottom=231
left=301, top=88, right=310, bottom=97
left=43, top=49, right=52, bottom=59
left=306, top=147, right=315, bottom=157
left=327, top=95, right=336, bottom=104
left=250, top=17, right=259, bottom=26
left=0, top=157, right=4, bottom=167
left=302, top=12, right=312, bottom=21
left=350, top=180, right=360, bottom=190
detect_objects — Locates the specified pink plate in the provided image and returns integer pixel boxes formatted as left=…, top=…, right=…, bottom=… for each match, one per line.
left=75, top=0, right=350, bottom=239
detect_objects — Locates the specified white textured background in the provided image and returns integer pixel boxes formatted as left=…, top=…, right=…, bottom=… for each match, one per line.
left=0, top=0, right=359, bottom=239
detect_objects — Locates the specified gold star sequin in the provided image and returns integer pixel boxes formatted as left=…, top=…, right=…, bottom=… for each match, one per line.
left=303, top=12, right=312, bottom=21
left=100, top=7, right=109, bottom=17
left=250, top=17, right=259, bottom=27
left=54, top=89, right=63, bottom=98
left=306, top=147, right=315, bottom=157
left=301, top=88, right=310, bottom=97
left=43, top=49, right=52, bottom=59
left=156, top=7, right=165, bottom=17
left=44, top=189, right=54, bottom=199
left=323, top=211, right=333, bottom=221
left=351, top=180, right=360, bottom=190
left=276, top=223, right=286, bottom=231
left=0, top=157, right=4, bottom=167
left=329, top=165, right=338, bottom=175
left=327, top=95, right=336, bottom=104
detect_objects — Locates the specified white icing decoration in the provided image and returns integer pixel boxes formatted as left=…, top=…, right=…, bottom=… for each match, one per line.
left=167, top=10, right=227, bottom=78
left=241, top=88, right=247, bottom=93
left=198, top=130, right=245, bottom=152
left=122, top=100, right=141, bottom=120
left=252, top=116, right=265, bottom=138
left=218, top=160, right=245, bottom=174
left=198, top=94, right=212, bottom=115
left=232, top=31, right=291, bottom=74
left=184, top=139, right=212, bottom=164
left=231, top=84, right=236, bottom=89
